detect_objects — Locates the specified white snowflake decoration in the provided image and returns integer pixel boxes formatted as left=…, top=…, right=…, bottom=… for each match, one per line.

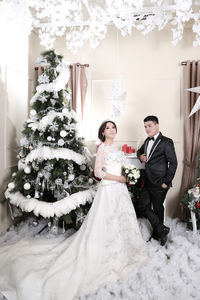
left=109, top=76, right=126, bottom=123
left=38, top=73, right=50, bottom=84
left=2, top=0, right=200, bottom=53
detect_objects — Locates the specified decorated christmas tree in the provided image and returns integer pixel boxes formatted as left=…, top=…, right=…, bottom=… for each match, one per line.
left=5, top=50, right=96, bottom=232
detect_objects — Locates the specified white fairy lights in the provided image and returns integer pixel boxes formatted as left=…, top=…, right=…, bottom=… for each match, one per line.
left=3, top=0, right=200, bottom=53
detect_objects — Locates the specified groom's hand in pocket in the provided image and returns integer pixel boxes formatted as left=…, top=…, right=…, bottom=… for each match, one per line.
left=161, top=183, right=168, bottom=189
left=140, top=154, right=147, bottom=163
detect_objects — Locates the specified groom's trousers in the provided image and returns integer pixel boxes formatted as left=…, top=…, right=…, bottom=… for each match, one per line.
left=137, top=184, right=168, bottom=233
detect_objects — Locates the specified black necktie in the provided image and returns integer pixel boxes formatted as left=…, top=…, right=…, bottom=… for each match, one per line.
left=149, top=137, right=154, bottom=141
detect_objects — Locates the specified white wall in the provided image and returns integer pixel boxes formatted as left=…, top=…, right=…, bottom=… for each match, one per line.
left=28, top=26, right=200, bottom=218
left=0, top=3, right=29, bottom=234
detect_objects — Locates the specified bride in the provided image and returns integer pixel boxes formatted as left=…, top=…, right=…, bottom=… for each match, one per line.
left=0, top=120, right=147, bottom=300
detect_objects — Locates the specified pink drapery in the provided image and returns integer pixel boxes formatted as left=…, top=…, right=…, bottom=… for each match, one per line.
left=68, top=63, right=88, bottom=119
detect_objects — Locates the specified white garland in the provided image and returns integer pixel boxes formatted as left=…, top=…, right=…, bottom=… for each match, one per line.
left=18, top=147, right=86, bottom=169
left=27, top=109, right=77, bottom=132
left=5, top=188, right=96, bottom=218
left=30, top=62, right=70, bottom=104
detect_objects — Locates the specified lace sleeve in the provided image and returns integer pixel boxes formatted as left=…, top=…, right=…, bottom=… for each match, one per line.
left=94, top=145, right=106, bottom=179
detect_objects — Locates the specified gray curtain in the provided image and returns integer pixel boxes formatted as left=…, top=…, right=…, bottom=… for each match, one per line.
left=178, top=60, right=200, bottom=219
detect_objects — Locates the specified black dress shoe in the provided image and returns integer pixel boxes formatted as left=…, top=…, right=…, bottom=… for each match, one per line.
left=160, top=233, right=168, bottom=246
left=163, top=225, right=170, bottom=234
left=160, top=226, right=170, bottom=246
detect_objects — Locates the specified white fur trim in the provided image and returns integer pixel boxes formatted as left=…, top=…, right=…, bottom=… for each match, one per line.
left=21, top=147, right=86, bottom=166
left=35, top=63, right=70, bottom=96
left=5, top=188, right=96, bottom=218
left=27, top=109, right=77, bottom=132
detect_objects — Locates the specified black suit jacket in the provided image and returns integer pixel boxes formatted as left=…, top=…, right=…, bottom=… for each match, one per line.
left=137, top=132, right=177, bottom=188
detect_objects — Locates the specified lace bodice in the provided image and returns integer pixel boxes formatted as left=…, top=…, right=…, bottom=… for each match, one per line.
left=94, top=143, right=126, bottom=180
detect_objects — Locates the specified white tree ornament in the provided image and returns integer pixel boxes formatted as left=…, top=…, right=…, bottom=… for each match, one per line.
left=24, top=183, right=31, bottom=190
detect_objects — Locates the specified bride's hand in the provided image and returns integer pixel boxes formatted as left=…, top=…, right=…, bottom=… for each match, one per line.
left=119, top=176, right=127, bottom=183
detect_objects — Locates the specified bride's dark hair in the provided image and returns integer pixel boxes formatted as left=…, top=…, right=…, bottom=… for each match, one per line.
left=98, top=120, right=117, bottom=142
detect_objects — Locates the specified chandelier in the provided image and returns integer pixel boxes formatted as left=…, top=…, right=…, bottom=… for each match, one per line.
left=2, top=0, right=200, bottom=53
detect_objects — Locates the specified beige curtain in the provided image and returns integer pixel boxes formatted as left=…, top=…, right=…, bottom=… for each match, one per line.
left=178, top=60, right=200, bottom=219
left=68, top=63, right=88, bottom=119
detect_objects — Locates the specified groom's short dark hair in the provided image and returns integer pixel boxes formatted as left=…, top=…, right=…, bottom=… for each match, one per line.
left=144, top=115, right=159, bottom=124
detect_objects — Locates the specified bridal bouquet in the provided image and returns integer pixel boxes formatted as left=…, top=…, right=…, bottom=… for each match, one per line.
left=122, top=165, right=140, bottom=185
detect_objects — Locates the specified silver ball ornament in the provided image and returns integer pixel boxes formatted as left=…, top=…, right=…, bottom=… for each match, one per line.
left=8, top=182, right=15, bottom=189
left=80, top=164, right=86, bottom=171
left=51, top=225, right=58, bottom=234
left=60, top=130, right=67, bottom=138
left=58, top=139, right=65, bottom=146
left=30, top=109, right=37, bottom=117
left=68, top=174, right=75, bottom=181
left=24, top=166, right=31, bottom=174
left=24, top=183, right=31, bottom=190
left=62, top=108, right=68, bottom=114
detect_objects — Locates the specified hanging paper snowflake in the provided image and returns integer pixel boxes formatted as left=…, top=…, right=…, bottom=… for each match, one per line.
left=109, top=76, right=126, bottom=123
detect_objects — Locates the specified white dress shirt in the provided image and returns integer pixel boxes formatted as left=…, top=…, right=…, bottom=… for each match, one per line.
left=146, top=132, right=160, bottom=159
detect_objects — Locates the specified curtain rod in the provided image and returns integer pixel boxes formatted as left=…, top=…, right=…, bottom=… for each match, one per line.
left=35, top=63, right=89, bottom=70
left=69, top=63, right=89, bottom=68
left=181, top=61, right=199, bottom=65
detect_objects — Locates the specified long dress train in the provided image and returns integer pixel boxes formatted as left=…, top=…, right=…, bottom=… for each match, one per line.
left=0, top=143, right=147, bottom=300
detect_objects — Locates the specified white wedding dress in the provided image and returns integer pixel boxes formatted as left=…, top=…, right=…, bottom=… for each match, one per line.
left=0, top=143, right=147, bottom=300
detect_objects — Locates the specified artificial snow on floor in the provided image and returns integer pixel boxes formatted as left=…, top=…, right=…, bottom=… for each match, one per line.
left=0, top=217, right=200, bottom=300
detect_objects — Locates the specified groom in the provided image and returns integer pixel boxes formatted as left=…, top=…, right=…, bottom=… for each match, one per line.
left=137, top=115, right=177, bottom=246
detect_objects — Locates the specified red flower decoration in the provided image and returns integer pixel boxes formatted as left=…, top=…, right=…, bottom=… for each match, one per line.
left=195, top=202, right=200, bottom=208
